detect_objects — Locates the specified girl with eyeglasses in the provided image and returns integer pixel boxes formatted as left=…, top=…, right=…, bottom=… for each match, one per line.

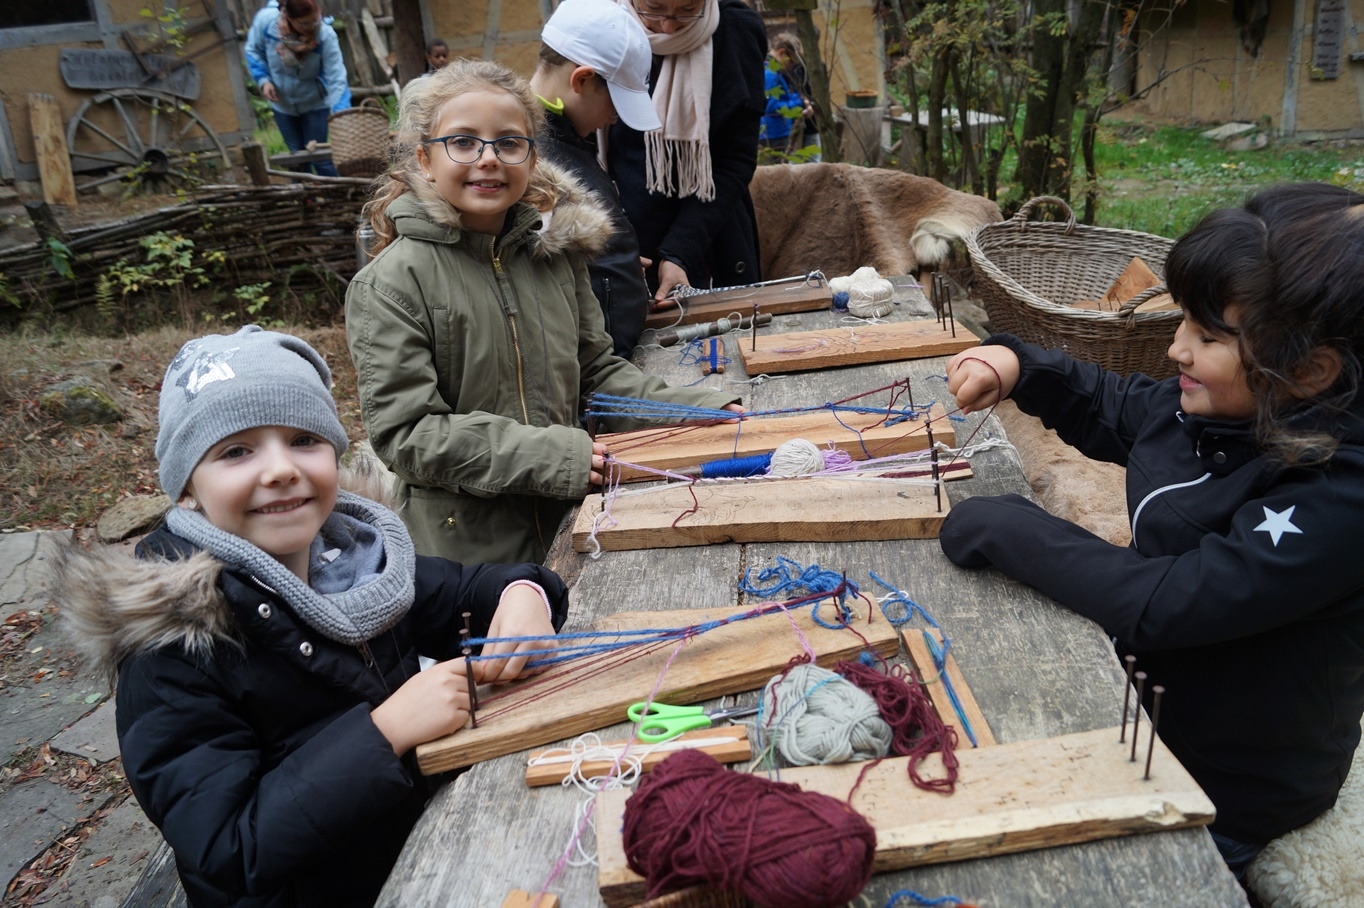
left=347, top=58, right=743, bottom=566
left=608, top=0, right=767, bottom=309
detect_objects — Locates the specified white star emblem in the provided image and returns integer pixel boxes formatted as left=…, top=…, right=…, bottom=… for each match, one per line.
left=1253, top=506, right=1303, bottom=546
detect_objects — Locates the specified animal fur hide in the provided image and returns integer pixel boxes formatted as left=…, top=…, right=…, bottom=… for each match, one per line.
left=749, top=163, right=1002, bottom=280
left=1247, top=723, right=1364, bottom=907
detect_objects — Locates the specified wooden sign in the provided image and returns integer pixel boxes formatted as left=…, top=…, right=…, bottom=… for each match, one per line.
left=644, top=280, right=832, bottom=330
left=572, top=470, right=965, bottom=552
left=1314, top=0, right=1345, bottom=79
left=28, top=94, right=77, bottom=208
left=736, top=320, right=978, bottom=374
left=415, top=600, right=900, bottom=775
left=59, top=49, right=201, bottom=99
left=597, top=403, right=948, bottom=483
left=596, top=725, right=1215, bottom=907
left=525, top=726, right=752, bottom=787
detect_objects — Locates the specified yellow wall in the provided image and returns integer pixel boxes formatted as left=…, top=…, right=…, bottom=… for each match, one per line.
left=1135, top=0, right=1364, bottom=134
left=432, top=0, right=885, bottom=102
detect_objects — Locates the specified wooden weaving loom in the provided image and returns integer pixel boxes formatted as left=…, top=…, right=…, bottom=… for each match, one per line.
left=737, top=319, right=979, bottom=375
left=643, top=275, right=833, bottom=330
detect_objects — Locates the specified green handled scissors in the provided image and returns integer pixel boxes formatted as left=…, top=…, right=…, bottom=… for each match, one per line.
left=627, top=701, right=760, bottom=744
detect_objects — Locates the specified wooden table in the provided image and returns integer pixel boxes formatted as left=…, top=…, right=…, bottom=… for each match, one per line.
left=377, top=285, right=1249, bottom=908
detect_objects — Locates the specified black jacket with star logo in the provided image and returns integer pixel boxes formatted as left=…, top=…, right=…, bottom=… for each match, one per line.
left=940, top=334, right=1364, bottom=844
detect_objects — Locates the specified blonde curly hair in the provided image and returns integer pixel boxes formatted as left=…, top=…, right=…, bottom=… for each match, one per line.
left=362, top=58, right=554, bottom=254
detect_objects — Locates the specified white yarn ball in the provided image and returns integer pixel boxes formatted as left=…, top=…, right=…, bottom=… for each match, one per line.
left=850, top=265, right=883, bottom=282
left=767, top=438, right=826, bottom=477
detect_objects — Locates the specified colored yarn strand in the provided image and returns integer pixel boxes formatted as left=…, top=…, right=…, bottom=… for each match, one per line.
left=837, top=658, right=960, bottom=794
left=885, top=889, right=975, bottom=907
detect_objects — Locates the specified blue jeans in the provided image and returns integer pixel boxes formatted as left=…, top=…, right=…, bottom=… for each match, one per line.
left=273, top=107, right=339, bottom=177
left=1210, top=829, right=1266, bottom=881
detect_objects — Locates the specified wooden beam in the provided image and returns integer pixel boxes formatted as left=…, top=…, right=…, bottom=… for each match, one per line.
left=644, top=281, right=832, bottom=329
left=500, top=891, right=558, bottom=908
left=572, top=470, right=965, bottom=552
left=414, top=599, right=900, bottom=775
left=596, top=725, right=1215, bottom=907
left=390, top=0, right=427, bottom=86
left=595, top=403, right=947, bottom=483
left=525, top=726, right=752, bottom=787
left=736, top=319, right=978, bottom=374
left=28, top=94, right=78, bottom=207
left=901, top=628, right=996, bottom=748
left=361, top=8, right=394, bottom=80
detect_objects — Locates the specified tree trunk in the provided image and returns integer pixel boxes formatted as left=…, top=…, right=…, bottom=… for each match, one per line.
left=390, top=0, right=426, bottom=87
left=1016, top=0, right=1067, bottom=199
left=926, top=50, right=950, bottom=183
left=795, top=9, right=841, bottom=163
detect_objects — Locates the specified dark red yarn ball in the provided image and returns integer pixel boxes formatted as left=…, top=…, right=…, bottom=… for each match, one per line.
left=621, top=749, right=877, bottom=907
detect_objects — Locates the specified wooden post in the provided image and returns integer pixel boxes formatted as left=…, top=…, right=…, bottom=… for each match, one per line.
left=241, top=142, right=270, bottom=186
left=28, top=94, right=78, bottom=207
left=390, top=0, right=426, bottom=86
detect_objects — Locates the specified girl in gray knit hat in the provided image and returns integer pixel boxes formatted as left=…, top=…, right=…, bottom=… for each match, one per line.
left=61, top=326, right=569, bottom=908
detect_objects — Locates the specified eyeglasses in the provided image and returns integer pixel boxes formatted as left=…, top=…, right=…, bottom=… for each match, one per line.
left=422, top=134, right=536, bottom=165
left=632, top=1, right=705, bottom=23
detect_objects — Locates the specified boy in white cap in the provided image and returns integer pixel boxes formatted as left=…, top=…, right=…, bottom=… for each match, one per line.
left=532, top=0, right=662, bottom=355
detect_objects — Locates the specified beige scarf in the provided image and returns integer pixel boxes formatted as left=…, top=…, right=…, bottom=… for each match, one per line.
left=617, top=0, right=720, bottom=201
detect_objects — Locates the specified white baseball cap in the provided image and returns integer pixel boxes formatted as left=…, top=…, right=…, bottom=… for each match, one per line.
left=542, top=0, right=662, bottom=132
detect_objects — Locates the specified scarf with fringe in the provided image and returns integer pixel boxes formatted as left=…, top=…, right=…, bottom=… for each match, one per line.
left=617, top=0, right=720, bottom=201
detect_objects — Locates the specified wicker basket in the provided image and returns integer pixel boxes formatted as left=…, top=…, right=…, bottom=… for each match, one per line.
left=328, top=98, right=390, bottom=177
left=966, top=196, right=1181, bottom=377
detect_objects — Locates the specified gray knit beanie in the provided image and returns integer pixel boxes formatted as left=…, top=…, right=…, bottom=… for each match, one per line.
left=156, top=326, right=350, bottom=500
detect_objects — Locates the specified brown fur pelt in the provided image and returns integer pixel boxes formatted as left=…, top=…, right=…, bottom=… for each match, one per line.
left=993, top=401, right=1131, bottom=547
left=749, top=163, right=1002, bottom=280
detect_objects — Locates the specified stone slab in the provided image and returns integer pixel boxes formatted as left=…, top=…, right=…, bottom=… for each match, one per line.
left=0, top=777, right=86, bottom=889
left=53, top=796, right=161, bottom=908
left=1200, top=121, right=1257, bottom=141
left=51, top=699, right=120, bottom=764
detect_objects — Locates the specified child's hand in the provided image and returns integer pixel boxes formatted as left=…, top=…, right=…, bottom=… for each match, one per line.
left=946, top=346, right=1021, bottom=414
left=590, top=441, right=609, bottom=486
left=473, top=583, right=558, bottom=684
left=370, top=659, right=470, bottom=755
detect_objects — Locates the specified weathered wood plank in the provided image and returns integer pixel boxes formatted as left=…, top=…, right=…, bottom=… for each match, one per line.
left=598, top=403, right=946, bottom=482
left=644, top=281, right=831, bottom=329
left=902, top=628, right=997, bottom=748
left=415, top=599, right=899, bottom=775
left=525, top=726, right=751, bottom=788
left=736, top=319, right=978, bottom=374
left=595, top=726, right=1216, bottom=907
left=28, top=94, right=77, bottom=207
left=571, top=474, right=952, bottom=552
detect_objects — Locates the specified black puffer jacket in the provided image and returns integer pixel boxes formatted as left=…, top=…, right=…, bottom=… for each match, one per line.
left=940, top=335, right=1364, bottom=844
left=607, top=0, right=766, bottom=291
left=538, top=109, right=651, bottom=355
left=59, top=525, right=568, bottom=907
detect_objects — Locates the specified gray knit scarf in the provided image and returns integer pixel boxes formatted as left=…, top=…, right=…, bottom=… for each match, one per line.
left=166, top=491, right=416, bottom=645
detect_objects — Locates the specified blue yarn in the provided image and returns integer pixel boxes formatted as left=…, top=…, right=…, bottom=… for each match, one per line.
left=885, top=890, right=964, bottom=907
left=739, top=557, right=858, bottom=627
left=832, top=290, right=850, bottom=311
left=699, top=452, right=772, bottom=478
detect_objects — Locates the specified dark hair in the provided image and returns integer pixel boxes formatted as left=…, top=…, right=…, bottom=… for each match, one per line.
left=282, top=0, right=318, bottom=19
left=537, top=43, right=571, bottom=68
left=426, top=38, right=448, bottom=53
left=1165, top=182, right=1364, bottom=464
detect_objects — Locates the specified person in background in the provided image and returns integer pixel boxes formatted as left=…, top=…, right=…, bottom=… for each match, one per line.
left=61, top=326, right=567, bottom=907
left=245, top=0, right=352, bottom=177
left=940, top=183, right=1364, bottom=879
left=425, top=38, right=450, bottom=75
left=607, top=0, right=766, bottom=308
left=531, top=0, right=662, bottom=355
left=769, top=31, right=818, bottom=159
left=346, top=59, right=743, bottom=565
left=759, top=34, right=804, bottom=154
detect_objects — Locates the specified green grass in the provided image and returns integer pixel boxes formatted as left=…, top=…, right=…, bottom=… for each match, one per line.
left=1088, top=120, right=1364, bottom=237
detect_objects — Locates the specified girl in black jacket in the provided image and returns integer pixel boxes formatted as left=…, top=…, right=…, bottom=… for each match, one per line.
left=940, top=183, right=1364, bottom=878
left=62, top=327, right=568, bottom=907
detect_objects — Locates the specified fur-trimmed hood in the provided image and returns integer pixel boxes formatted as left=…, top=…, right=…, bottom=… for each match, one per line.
left=58, top=452, right=400, bottom=684
left=388, top=157, right=615, bottom=259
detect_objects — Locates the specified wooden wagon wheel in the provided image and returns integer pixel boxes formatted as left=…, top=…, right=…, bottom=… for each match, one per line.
left=65, top=89, right=229, bottom=192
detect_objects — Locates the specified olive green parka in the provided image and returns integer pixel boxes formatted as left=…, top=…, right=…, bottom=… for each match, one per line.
left=346, top=161, right=738, bottom=564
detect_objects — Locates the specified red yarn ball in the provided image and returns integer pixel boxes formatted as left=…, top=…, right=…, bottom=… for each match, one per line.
left=621, top=749, right=877, bottom=907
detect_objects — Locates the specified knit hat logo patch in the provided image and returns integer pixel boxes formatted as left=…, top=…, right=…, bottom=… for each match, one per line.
left=176, top=347, right=241, bottom=399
